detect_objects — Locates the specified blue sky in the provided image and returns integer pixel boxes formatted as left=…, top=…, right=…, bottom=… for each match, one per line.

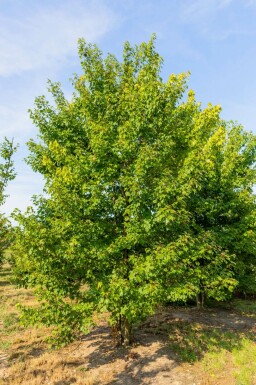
left=1, top=0, right=256, bottom=216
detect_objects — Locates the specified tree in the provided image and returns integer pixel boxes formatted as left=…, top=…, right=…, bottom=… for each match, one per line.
left=12, top=36, right=256, bottom=345
left=0, top=138, right=17, bottom=265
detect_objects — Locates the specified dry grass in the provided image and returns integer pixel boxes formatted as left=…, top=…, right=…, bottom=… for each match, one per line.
left=1, top=264, right=256, bottom=385
left=1, top=352, right=97, bottom=385
left=0, top=264, right=100, bottom=385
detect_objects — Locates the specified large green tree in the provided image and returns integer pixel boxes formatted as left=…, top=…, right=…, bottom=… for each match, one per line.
left=12, top=37, right=256, bottom=345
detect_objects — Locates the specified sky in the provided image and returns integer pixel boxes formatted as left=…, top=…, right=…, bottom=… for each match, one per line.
left=1, top=0, right=256, bottom=217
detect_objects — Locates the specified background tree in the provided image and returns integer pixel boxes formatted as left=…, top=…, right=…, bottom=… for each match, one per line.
left=12, top=36, right=256, bottom=345
left=0, top=138, right=17, bottom=265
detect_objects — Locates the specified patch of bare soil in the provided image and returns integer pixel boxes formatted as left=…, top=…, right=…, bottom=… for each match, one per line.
left=1, top=306, right=255, bottom=385
left=170, top=307, right=256, bottom=331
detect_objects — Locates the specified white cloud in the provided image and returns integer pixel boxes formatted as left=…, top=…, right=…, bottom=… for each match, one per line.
left=0, top=0, right=116, bottom=217
left=0, top=0, right=116, bottom=77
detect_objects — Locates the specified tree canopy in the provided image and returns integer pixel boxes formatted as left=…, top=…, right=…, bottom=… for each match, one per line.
left=12, top=36, right=256, bottom=345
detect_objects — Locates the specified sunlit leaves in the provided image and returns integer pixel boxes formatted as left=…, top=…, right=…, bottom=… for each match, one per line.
left=12, top=36, right=256, bottom=344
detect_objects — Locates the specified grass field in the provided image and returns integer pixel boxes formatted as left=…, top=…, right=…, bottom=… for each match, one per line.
left=0, top=264, right=256, bottom=385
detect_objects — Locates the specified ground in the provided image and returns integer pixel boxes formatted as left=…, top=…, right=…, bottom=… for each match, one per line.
left=0, top=265, right=256, bottom=385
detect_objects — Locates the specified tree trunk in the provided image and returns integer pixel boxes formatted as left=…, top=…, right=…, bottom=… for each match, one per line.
left=122, top=317, right=133, bottom=346
left=196, top=291, right=205, bottom=309
left=112, top=315, right=133, bottom=346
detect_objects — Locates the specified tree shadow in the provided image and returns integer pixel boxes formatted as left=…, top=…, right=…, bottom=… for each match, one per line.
left=0, top=269, right=11, bottom=277
left=168, top=321, right=255, bottom=362
left=0, top=279, right=10, bottom=287
left=54, top=378, right=76, bottom=385
left=82, top=324, right=180, bottom=385
left=79, top=307, right=256, bottom=384
left=8, top=345, right=46, bottom=363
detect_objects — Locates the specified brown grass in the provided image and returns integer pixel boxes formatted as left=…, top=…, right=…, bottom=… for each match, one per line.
left=1, top=352, right=97, bottom=385
left=1, top=264, right=256, bottom=385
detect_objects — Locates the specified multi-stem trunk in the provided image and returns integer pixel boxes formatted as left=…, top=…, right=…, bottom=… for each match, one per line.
left=196, top=290, right=205, bottom=309
left=112, top=315, right=133, bottom=346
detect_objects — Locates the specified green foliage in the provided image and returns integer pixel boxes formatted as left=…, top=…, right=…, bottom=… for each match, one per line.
left=0, top=138, right=17, bottom=203
left=12, top=36, right=256, bottom=345
left=0, top=138, right=17, bottom=266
